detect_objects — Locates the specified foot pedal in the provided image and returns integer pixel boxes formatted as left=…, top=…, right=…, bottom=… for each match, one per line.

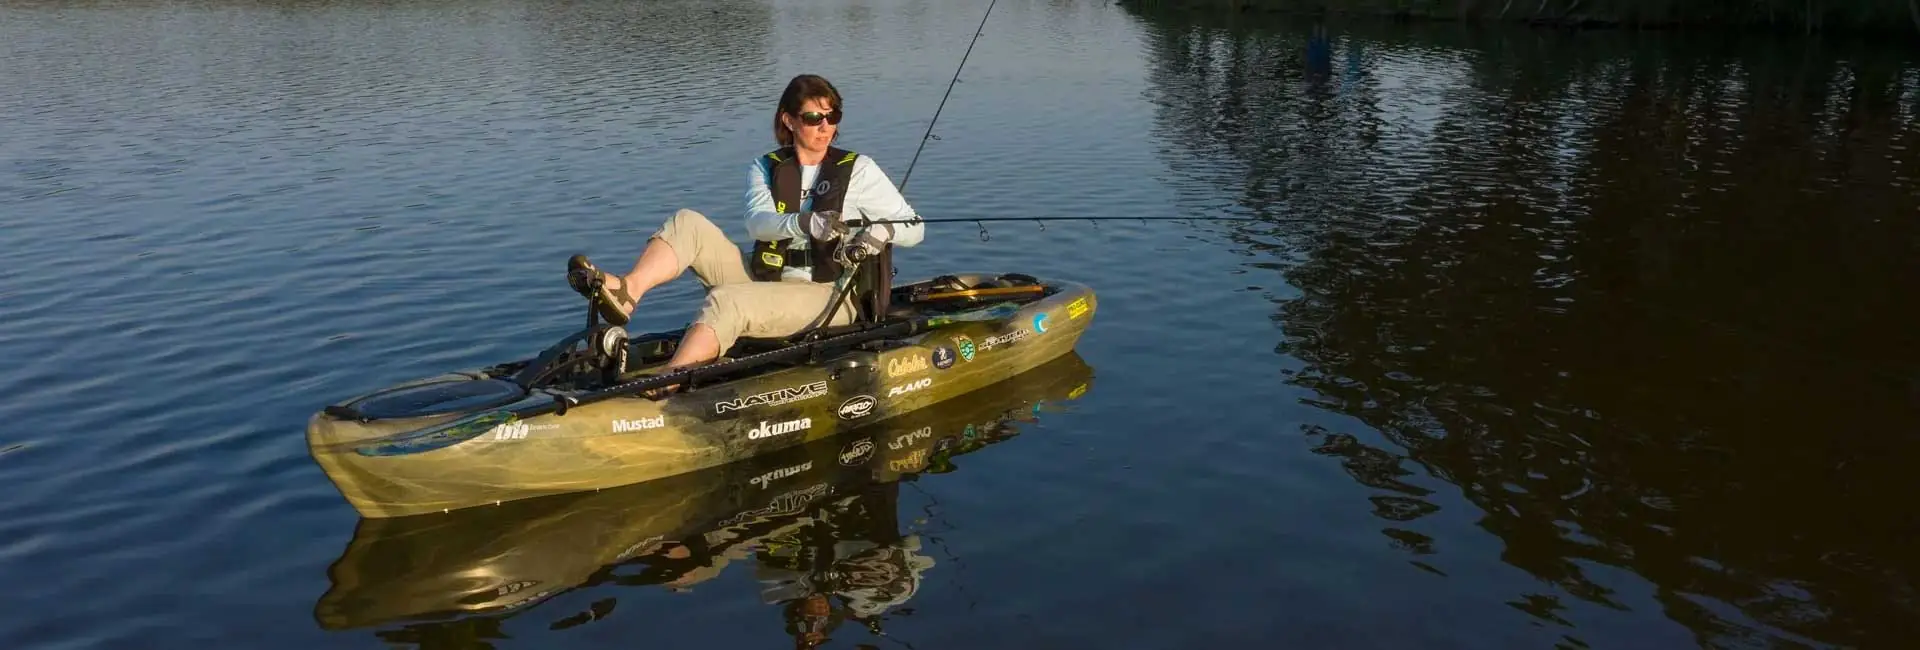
left=567, top=254, right=601, bottom=297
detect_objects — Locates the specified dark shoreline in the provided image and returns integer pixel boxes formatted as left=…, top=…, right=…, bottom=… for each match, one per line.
left=1115, top=0, right=1920, bottom=40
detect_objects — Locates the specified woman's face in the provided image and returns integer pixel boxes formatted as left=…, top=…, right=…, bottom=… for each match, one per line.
left=785, top=96, right=840, bottom=151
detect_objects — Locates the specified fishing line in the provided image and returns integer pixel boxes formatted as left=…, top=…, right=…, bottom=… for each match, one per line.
left=849, top=213, right=1296, bottom=241
left=887, top=0, right=1000, bottom=241
left=876, top=0, right=1283, bottom=241
left=861, top=215, right=1268, bottom=224
left=897, top=0, right=998, bottom=194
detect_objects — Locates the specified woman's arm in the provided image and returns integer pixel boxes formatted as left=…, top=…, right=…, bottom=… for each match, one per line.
left=744, top=158, right=803, bottom=242
left=847, top=155, right=926, bottom=247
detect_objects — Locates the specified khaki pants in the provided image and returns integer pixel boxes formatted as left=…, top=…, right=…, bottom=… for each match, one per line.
left=652, top=208, right=855, bottom=355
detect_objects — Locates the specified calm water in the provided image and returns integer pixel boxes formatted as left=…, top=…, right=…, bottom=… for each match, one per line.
left=4, top=0, right=1918, bottom=648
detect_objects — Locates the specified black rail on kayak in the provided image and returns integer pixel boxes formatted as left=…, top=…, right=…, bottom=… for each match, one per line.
left=539, top=300, right=1021, bottom=415
left=331, top=297, right=1030, bottom=459
left=321, top=275, right=1038, bottom=430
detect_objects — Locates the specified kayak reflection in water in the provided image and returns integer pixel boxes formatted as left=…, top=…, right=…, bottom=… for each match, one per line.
left=756, top=485, right=939, bottom=648
left=571, top=482, right=938, bottom=649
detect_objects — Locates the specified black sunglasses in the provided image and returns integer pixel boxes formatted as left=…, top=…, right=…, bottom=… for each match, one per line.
left=795, top=110, right=842, bottom=126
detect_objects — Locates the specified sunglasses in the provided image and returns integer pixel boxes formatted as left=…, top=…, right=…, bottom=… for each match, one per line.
left=794, top=110, right=843, bottom=126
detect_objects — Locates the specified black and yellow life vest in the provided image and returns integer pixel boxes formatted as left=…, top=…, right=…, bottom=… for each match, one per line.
left=746, top=146, right=896, bottom=323
left=748, top=146, right=859, bottom=282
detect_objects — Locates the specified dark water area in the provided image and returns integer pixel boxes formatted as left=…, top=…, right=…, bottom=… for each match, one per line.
left=3, top=0, right=1917, bottom=648
left=1145, top=13, right=1920, bottom=648
left=1148, top=12, right=1920, bottom=644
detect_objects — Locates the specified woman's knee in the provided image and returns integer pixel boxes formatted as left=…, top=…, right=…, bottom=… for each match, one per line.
left=697, top=286, right=747, bottom=336
left=667, top=208, right=714, bottom=230
left=653, top=209, right=720, bottom=261
left=701, top=282, right=737, bottom=312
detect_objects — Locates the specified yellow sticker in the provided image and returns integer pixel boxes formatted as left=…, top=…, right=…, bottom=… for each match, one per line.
left=1067, top=297, right=1089, bottom=319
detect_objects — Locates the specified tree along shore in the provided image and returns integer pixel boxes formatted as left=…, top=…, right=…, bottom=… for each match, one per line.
left=1118, top=0, right=1920, bottom=37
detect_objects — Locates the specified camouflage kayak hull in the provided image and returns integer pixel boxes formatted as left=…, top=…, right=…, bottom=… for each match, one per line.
left=307, top=272, right=1096, bottom=518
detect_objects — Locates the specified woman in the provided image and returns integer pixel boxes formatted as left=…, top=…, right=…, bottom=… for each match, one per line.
left=567, top=74, right=927, bottom=376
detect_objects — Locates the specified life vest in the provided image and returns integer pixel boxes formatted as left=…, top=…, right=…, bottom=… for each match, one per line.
left=749, top=146, right=858, bottom=282
left=747, top=146, right=895, bottom=324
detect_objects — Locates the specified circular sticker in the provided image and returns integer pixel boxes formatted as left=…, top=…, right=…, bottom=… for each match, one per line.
left=932, top=346, right=956, bottom=369
left=838, top=395, right=877, bottom=420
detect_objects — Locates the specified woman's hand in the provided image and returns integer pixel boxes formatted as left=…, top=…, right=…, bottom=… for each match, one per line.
left=836, top=222, right=896, bottom=265
left=801, top=210, right=847, bottom=241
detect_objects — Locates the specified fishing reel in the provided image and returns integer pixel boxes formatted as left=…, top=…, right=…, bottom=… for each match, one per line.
left=835, top=242, right=875, bottom=267
left=833, top=228, right=887, bottom=268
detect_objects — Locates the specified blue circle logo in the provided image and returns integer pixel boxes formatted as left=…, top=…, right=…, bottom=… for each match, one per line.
left=1033, top=313, right=1049, bottom=334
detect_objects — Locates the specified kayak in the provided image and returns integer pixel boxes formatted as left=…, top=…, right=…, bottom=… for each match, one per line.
left=312, top=349, right=1094, bottom=629
left=306, top=271, right=1097, bottom=518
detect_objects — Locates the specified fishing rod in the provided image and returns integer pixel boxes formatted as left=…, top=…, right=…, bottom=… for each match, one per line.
left=856, top=0, right=1271, bottom=241
left=848, top=213, right=1270, bottom=240
left=880, top=0, right=1259, bottom=240
left=857, top=215, right=1261, bottom=224
left=897, top=0, right=998, bottom=193
left=793, top=0, right=999, bottom=339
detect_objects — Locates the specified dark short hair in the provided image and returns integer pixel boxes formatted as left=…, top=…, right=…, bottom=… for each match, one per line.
left=773, top=74, right=843, bottom=147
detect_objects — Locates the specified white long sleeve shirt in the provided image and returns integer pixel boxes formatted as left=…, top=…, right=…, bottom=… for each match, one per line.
left=744, top=152, right=927, bottom=282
